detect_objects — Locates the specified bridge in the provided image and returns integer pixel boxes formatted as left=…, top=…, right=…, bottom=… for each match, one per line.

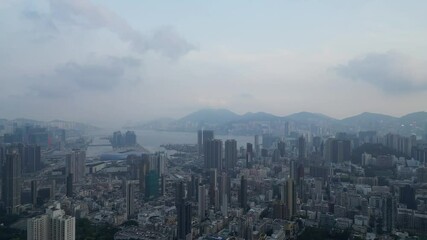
left=88, top=144, right=112, bottom=147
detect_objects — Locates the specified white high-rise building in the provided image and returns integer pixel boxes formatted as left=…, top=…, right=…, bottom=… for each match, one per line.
left=27, top=203, right=75, bottom=240
left=27, top=214, right=49, bottom=240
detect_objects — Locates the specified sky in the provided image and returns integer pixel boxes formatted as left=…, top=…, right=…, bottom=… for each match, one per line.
left=1, top=0, right=427, bottom=127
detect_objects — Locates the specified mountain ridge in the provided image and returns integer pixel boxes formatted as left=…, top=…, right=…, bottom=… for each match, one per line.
left=130, top=108, right=427, bottom=135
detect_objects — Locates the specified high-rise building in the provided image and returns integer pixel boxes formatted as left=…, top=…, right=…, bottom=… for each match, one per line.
left=225, top=139, right=237, bottom=170
left=124, top=131, right=137, bottom=146
left=126, top=181, right=135, bottom=220
left=239, top=176, right=248, bottom=211
left=175, top=180, right=191, bottom=240
left=284, top=122, right=290, bottom=137
left=187, top=175, right=200, bottom=201
left=22, top=145, right=41, bottom=173
left=286, top=178, right=296, bottom=220
left=161, top=174, right=166, bottom=196
left=28, top=203, right=75, bottom=240
left=208, top=169, right=218, bottom=209
left=278, top=141, right=286, bottom=157
left=399, top=185, right=416, bottom=210
left=273, top=201, right=286, bottom=220
left=176, top=199, right=192, bottom=240
left=139, top=156, right=150, bottom=193
left=324, top=139, right=351, bottom=163
left=198, top=130, right=214, bottom=156
left=65, top=149, right=86, bottom=183
left=49, top=204, right=75, bottom=240
left=51, top=180, right=56, bottom=200
left=204, top=139, right=223, bottom=171
left=145, top=170, right=159, bottom=200
left=254, top=135, right=260, bottom=157
left=289, top=160, right=296, bottom=180
left=31, top=180, right=38, bottom=208
left=382, top=195, right=396, bottom=233
left=66, top=174, right=73, bottom=198
left=175, top=181, right=186, bottom=205
left=27, top=214, right=49, bottom=240
left=218, top=172, right=229, bottom=216
left=198, top=184, right=206, bottom=220
left=298, top=136, right=306, bottom=162
left=246, top=143, right=253, bottom=155
left=1, top=151, right=21, bottom=214
left=146, top=152, right=167, bottom=177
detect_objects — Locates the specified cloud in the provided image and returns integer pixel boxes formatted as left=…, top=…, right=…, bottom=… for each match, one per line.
left=23, top=0, right=195, bottom=59
left=335, top=51, right=427, bottom=94
left=30, top=56, right=141, bottom=98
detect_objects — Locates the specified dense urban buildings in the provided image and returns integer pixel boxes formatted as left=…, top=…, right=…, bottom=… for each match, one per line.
left=1, top=112, right=427, bottom=240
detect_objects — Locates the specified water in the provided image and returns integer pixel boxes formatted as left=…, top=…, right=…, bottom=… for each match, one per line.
left=86, top=129, right=254, bottom=158
left=133, top=130, right=254, bottom=152
left=86, top=136, right=113, bottom=158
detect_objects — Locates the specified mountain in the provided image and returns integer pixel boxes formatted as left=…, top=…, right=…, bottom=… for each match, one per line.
left=237, top=112, right=282, bottom=122
left=342, top=112, right=397, bottom=125
left=178, top=108, right=240, bottom=124
left=400, top=111, right=427, bottom=126
left=286, top=111, right=337, bottom=123
left=341, top=112, right=398, bottom=131
left=129, top=108, right=427, bottom=135
left=398, top=112, right=427, bottom=135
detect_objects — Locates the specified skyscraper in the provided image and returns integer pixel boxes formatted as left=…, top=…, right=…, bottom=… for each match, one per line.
left=48, top=203, right=76, bottom=240
left=126, top=181, right=135, bottom=220
left=124, top=131, right=137, bottom=146
left=65, top=149, right=86, bottom=183
left=218, top=172, right=229, bottom=216
left=139, top=156, right=150, bottom=193
left=284, top=122, right=290, bottom=137
left=204, top=139, right=223, bottom=171
left=298, top=136, right=306, bottom=162
left=323, top=138, right=351, bottom=163
left=27, top=214, right=49, bottom=240
left=382, top=195, right=396, bottom=233
left=208, top=169, right=218, bottom=209
left=66, top=174, right=73, bottom=198
left=239, top=175, right=248, bottom=211
left=161, top=174, right=166, bottom=196
left=278, top=141, right=286, bottom=158
left=254, top=135, right=260, bottom=157
left=225, top=139, right=237, bottom=170
left=187, top=175, right=200, bottom=201
left=246, top=143, right=253, bottom=168
left=175, top=181, right=192, bottom=240
left=28, top=203, right=75, bottom=240
left=198, top=130, right=214, bottom=156
left=399, top=185, right=416, bottom=210
left=175, top=181, right=186, bottom=205
left=285, top=178, right=296, bottom=220
left=22, top=145, right=41, bottom=173
left=31, top=180, right=38, bottom=208
left=176, top=200, right=192, bottom=240
left=145, top=170, right=159, bottom=200
left=198, top=184, right=206, bottom=220
left=1, top=151, right=21, bottom=214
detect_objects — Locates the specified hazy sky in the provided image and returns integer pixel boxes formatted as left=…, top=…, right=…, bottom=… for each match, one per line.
left=1, top=0, right=427, bottom=127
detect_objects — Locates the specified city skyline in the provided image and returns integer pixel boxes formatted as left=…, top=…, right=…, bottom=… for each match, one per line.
left=1, top=0, right=427, bottom=127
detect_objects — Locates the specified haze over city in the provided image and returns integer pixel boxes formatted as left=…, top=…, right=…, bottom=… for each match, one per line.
left=1, top=0, right=427, bottom=127
left=3, top=1, right=427, bottom=240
